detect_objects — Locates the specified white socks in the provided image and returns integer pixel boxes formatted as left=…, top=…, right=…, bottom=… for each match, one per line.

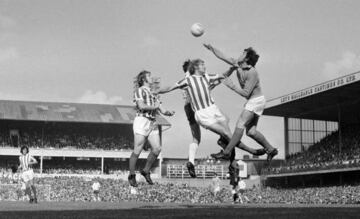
left=188, top=142, right=199, bottom=165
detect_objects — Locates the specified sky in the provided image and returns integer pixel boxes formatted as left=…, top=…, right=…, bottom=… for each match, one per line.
left=1, top=0, right=360, bottom=159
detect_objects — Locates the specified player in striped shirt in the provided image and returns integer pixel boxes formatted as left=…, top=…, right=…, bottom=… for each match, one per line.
left=204, top=44, right=278, bottom=163
left=180, top=60, right=202, bottom=178
left=177, top=60, right=230, bottom=178
left=128, top=70, right=175, bottom=187
left=157, top=59, right=266, bottom=169
left=162, top=60, right=223, bottom=178
left=18, top=146, right=38, bottom=203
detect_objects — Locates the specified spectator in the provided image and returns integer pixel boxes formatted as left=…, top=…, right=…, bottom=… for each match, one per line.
left=92, top=179, right=101, bottom=201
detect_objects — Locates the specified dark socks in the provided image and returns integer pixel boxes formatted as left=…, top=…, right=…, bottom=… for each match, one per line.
left=224, top=127, right=244, bottom=154
left=230, top=149, right=236, bottom=162
left=250, top=131, right=274, bottom=153
left=143, top=152, right=158, bottom=173
left=31, top=185, right=37, bottom=199
left=26, top=187, right=32, bottom=199
left=237, top=142, right=258, bottom=155
left=129, top=152, right=139, bottom=175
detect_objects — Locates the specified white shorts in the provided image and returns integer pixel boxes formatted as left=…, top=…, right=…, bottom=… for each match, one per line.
left=195, top=104, right=227, bottom=129
left=133, top=116, right=159, bottom=137
left=21, top=182, right=26, bottom=190
left=22, top=169, right=34, bottom=182
left=244, top=96, right=266, bottom=116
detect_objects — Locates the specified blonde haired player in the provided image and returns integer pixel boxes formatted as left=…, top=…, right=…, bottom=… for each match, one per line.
left=128, top=70, right=175, bottom=187
left=156, top=59, right=266, bottom=180
left=156, top=59, right=222, bottom=178
left=19, top=146, right=38, bottom=203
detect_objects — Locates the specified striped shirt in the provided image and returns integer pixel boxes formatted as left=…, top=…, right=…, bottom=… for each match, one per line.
left=176, top=73, right=221, bottom=111
left=134, top=86, right=158, bottom=120
left=19, top=154, right=33, bottom=171
left=182, top=72, right=191, bottom=104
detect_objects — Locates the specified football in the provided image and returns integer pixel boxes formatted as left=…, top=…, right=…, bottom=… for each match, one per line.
left=190, top=23, right=204, bottom=37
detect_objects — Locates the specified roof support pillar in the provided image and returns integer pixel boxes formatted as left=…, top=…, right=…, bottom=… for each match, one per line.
left=158, top=125, right=162, bottom=178
left=284, top=117, right=289, bottom=159
left=101, top=157, right=104, bottom=174
left=40, top=156, right=43, bottom=174
left=300, top=118, right=303, bottom=154
left=337, top=105, right=342, bottom=155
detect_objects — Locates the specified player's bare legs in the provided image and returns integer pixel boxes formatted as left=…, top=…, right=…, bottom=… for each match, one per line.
left=128, top=133, right=147, bottom=187
left=212, top=109, right=277, bottom=162
left=187, top=122, right=201, bottom=178
left=242, top=112, right=278, bottom=162
left=245, top=116, right=277, bottom=158
left=24, top=183, right=32, bottom=202
left=141, top=131, right=162, bottom=185
left=209, top=120, right=265, bottom=157
left=29, top=179, right=37, bottom=203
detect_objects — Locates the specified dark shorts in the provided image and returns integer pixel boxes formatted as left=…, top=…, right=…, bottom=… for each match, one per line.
left=184, top=103, right=197, bottom=125
left=93, top=190, right=99, bottom=195
left=230, top=176, right=240, bottom=187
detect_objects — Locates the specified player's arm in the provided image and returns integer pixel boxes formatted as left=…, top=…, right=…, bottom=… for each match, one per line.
left=223, top=73, right=258, bottom=99
left=18, top=157, right=23, bottom=171
left=29, top=156, right=38, bottom=165
left=156, top=84, right=181, bottom=94
left=208, top=66, right=237, bottom=90
left=206, top=73, right=223, bottom=91
left=136, top=100, right=160, bottom=111
left=158, top=105, right=175, bottom=117
left=209, top=79, right=221, bottom=90
left=155, top=79, right=187, bottom=95
left=220, top=66, right=239, bottom=78
left=203, top=44, right=238, bottom=66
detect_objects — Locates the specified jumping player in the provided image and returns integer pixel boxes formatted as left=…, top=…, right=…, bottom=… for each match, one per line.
left=203, top=44, right=278, bottom=163
left=180, top=60, right=201, bottom=178
left=156, top=59, right=266, bottom=171
left=158, top=60, right=222, bottom=178
left=128, top=70, right=175, bottom=187
left=18, top=146, right=38, bottom=203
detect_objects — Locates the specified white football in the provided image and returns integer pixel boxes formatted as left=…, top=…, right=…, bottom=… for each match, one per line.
left=190, top=23, right=205, bottom=37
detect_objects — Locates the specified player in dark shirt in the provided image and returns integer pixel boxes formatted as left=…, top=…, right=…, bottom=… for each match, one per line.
left=204, top=44, right=278, bottom=164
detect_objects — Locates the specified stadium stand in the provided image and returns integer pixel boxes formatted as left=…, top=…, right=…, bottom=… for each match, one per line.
left=0, top=100, right=170, bottom=176
left=0, top=123, right=133, bottom=151
left=264, top=124, right=360, bottom=174
left=261, top=71, right=360, bottom=187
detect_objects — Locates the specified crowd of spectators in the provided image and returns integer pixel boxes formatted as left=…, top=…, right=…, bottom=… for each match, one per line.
left=1, top=175, right=360, bottom=204
left=41, top=167, right=131, bottom=176
left=265, top=125, right=360, bottom=174
left=42, top=168, right=102, bottom=175
left=0, top=156, right=145, bottom=176
left=0, top=125, right=133, bottom=151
